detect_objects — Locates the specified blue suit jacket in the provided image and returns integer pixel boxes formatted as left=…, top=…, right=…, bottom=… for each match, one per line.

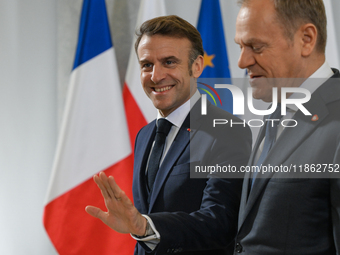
left=132, top=100, right=252, bottom=255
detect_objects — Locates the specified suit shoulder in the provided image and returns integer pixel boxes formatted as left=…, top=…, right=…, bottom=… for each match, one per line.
left=137, top=120, right=156, bottom=134
left=135, top=119, right=156, bottom=146
left=318, top=74, right=340, bottom=104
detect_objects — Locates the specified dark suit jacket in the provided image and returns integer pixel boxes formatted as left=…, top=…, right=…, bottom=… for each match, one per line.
left=234, top=69, right=340, bottom=254
left=133, top=100, right=252, bottom=255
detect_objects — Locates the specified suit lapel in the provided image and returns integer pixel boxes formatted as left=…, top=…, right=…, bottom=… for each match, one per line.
left=239, top=74, right=340, bottom=229
left=148, top=115, right=191, bottom=211
left=238, top=117, right=266, bottom=225
left=248, top=124, right=266, bottom=166
left=134, top=122, right=156, bottom=213
left=148, top=100, right=204, bottom=211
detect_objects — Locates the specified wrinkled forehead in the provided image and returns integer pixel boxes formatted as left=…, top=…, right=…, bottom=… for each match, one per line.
left=237, top=0, right=278, bottom=28
left=235, top=1, right=281, bottom=43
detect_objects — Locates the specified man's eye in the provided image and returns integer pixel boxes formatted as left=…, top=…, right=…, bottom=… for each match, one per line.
left=142, top=63, right=152, bottom=68
left=252, top=46, right=263, bottom=52
left=165, top=60, right=175, bottom=65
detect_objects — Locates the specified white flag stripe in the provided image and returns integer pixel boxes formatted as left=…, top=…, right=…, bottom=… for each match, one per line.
left=46, top=48, right=131, bottom=203
left=125, top=0, right=166, bottom=123
left=125, top=47, right=156, bottom=123
left=135, top=0, right=166, bottom=28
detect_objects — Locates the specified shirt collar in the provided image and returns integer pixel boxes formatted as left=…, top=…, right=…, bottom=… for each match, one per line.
left=287, top=61, right=334, bottom=112
left=156, top=89, right=200, bottom=128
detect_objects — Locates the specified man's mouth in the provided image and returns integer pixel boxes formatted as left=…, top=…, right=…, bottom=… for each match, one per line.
left=250, top=74, right=263, bottom=79
left=154, top=85, right=173, bottom=92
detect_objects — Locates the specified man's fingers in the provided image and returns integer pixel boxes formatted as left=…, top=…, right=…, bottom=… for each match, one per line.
left=95, top=173, right=124, bottom=205
left=87, top=173, right=144, bottom=234
left=99, top=172, right=116, bottom=199
left=116, top=189, right=133, bottom=207
left=108, top=176, right=125, bottom=201
left=85, top=206, right=107, bottom=222
left=93, top=174, right=110, bottom=199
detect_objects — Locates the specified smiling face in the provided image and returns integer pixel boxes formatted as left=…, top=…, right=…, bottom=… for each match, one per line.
left=235, top=0, right=305, bottom=102
left=137, top=34, right=203, bottom=116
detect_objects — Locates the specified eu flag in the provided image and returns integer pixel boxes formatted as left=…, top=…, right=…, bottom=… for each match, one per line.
left=197, top=0, right=233, bottom=113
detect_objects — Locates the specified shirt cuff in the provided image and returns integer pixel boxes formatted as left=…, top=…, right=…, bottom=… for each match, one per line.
left=130, top=215, right=160, bottom=250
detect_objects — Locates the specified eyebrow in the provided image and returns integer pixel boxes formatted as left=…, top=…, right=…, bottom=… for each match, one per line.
left=139, top=55, right=181, bottom=65
left=234, top=37, right=267, bottom=46
left=159, top=56, right=181, bottom=63
left=139, top=59, right=149, bottom=65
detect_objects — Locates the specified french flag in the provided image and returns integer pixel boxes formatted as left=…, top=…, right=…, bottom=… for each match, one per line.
left=123, top=0, right=166, bottom=149
left=43, top=0, right=135, bottom=254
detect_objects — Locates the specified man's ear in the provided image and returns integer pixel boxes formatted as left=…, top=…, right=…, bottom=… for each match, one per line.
left=300, top=23, right=318, bottom=57
left=192, top=55, right=204, bottom=78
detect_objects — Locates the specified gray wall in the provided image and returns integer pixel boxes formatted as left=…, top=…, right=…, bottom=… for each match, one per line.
left=0, top=1, right=57, bottom=254
left=0, top=0, right=339, bottom=254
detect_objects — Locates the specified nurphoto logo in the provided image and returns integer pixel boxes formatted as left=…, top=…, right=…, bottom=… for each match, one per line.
left=200, top=83, right=311, bottom=128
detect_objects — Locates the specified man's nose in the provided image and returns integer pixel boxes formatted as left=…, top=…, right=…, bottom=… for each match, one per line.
left=151, top=64, right=166, bottom=84
left=238, top=47, right=255, bottom=69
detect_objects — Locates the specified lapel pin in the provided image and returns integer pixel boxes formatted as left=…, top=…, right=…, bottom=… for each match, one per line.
left=187, top=128, right=191, bottom=132
left=311, top=114, right=319, bottom=121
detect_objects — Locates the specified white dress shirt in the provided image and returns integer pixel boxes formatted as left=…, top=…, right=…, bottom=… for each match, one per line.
left=145, top=90, right=201, bottom=171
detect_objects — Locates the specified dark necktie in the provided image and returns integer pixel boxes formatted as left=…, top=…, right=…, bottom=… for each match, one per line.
left=147, top=118, right=172, bottom=191
left=252, top=104, right=282, bottom=186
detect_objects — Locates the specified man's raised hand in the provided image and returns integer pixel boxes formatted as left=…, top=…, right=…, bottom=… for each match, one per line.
left=85, top=172, right=146, bottom=236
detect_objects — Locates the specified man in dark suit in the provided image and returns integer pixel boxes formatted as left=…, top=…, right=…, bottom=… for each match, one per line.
left=233, top=0, right=340, bottom=254
left=144, top=1, right=340, bottom=253
left=142, top=1, right=340, bottom=252
left=87, top=1, right=340, bottom=254
left=86, top=15, right=252, bottom=255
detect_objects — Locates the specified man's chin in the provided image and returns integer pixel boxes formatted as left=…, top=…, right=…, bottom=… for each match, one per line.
left=251, top=90, right=263, bottom=100
left=251, top=91, right=272, bottom=103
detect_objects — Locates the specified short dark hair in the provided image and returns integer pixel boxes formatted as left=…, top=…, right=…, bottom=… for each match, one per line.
left=238, top=0, right=327, bottom=53
left=135, top=15, right=204, bottom=71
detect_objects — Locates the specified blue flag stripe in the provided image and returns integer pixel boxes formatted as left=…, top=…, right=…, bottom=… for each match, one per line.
left=197, top=0, right=230, bottom=78
left=73, top=0, right=112, bottom=70
left=197, top=0, right=233, bottom=113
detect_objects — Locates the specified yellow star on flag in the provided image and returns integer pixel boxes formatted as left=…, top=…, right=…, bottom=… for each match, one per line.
left=203, top=51, right=215, bottom=69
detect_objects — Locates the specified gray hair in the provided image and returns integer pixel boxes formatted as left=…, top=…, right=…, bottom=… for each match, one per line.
left=238, top=0, right=327, bottom=53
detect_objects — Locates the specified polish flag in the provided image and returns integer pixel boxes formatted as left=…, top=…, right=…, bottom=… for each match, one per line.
left=43, top=0, right=135, bottom=254
left=123, top=0, right=166, bottom=149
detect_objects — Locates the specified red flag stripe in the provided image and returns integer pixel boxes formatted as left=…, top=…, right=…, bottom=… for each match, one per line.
left=43, top=155, right=135, bottom=255
left=123, top=83, right=148, bottom=150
